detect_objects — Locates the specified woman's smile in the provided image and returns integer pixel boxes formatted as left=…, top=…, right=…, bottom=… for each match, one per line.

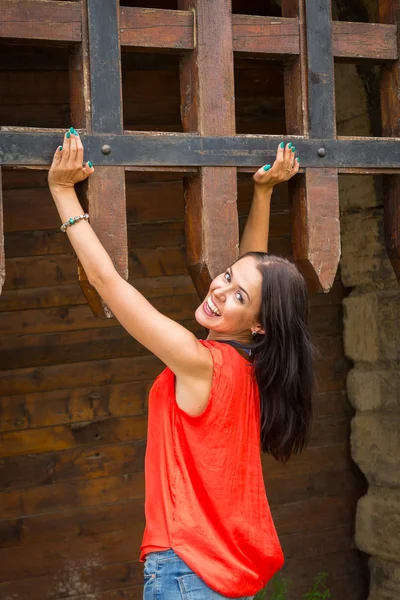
left=203, top=295, right=222, bottom=317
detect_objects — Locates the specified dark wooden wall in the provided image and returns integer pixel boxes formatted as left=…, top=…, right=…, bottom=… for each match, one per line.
left=0, top=41, right=368, bottom=599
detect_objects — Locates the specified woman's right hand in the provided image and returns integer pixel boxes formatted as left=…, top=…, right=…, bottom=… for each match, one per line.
left=253, top=142, right=299, bottom=189
left=48, top=127, right=94, bottom=190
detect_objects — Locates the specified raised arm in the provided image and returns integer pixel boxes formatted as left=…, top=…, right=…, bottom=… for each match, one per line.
left=239, top=142, right=299, bottom=257
left=48, top=131, right=213, bottom=396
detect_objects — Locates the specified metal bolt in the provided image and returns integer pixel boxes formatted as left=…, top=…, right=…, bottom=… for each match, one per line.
left=101, top=144, right=112, bottom=155
left=317, top=147, right=326, bottom=157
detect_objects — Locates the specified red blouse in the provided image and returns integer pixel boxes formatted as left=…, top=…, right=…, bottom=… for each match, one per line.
left=140, top=340, right=284, bottom=597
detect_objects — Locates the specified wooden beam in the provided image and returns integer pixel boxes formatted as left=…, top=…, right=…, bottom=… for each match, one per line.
left=333, top=21, right=398, bottom=61
left=178, top=0, right=238, bottom=299
left=291, top=169, right=340, bottom=293
left=120, top=7, right=193, bottom=49
left=232, top=15, right=299, bottom=56
left=379, top=1, right=400, bottom=281
left=0, top=168, right=4, bottom=296
left=69, top=0, right=128, bottom=317
left=0, top=0, right=81, bottom=42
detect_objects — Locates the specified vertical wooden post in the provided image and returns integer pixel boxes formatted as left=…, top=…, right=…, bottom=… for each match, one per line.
left=379, top=0, right=400, bottom=280
left=69, top=0, right=128, bottom=317
left=283, top=0, right=340, bottom=293
left=0, top=167, right=4, bottom=295
left=178, top=0, right=238, bottom=299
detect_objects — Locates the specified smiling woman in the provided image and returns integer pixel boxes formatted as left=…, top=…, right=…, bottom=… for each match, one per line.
left=47, top=132, right=315, bottom=600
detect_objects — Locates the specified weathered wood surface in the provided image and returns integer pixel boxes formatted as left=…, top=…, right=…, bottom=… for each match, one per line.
left=0, top=0, right=81, bottom=42
left=379, top=0, right=400, bottom=281
left=178, top=0, right=238, bottom=298
left=333, top=21, right=398, bottom=61
left=120, top=7, right=194, bottom=49
left=69, top=0, right=128, bottom=317
left=290, top=169, right=340, bottom=293
left=118, top=7, right=397, bottom=63
left=0, top=168, right=4, bottom=296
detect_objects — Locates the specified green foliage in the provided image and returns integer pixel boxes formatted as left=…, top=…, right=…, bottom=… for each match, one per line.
left=254, top=572, right=331, bottom=600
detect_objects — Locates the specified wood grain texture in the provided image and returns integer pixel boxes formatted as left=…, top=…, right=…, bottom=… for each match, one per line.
left=379, top=0, right=400, bottom=281
left=333, top=21, right=398, bottom=61
left=178, top=0, right=238, bottom=298
left=120, top=7, right=194, bottom=49
left=0, top=0, right=81, bottom=42
left=290, top=169, right=340, bottom=293
left=232, top=15, right=299, bottom=56
left=0, top=168, right=4, bottom=296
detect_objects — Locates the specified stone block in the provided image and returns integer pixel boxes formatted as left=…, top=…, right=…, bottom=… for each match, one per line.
left=369, top=556, right=400, bottom=600
left=339, top=175, right=380, bottom=213
left=343, top=291, right=400, bottom=362
left=351, top=414, right=400, bottom=486
left=347, top=369, right=400, bottom=412
left=356, top=487, right=400, bottom=562
left=341, top=209, right=396, bottom=287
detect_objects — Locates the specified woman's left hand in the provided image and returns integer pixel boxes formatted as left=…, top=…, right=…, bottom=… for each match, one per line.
left=253, top=142, right=299, bottom=189
left=48, top=128, right=94, bottom=189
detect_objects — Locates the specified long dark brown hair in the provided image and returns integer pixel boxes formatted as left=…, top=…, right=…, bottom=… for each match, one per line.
left=240, top=252, right=317, bottom=463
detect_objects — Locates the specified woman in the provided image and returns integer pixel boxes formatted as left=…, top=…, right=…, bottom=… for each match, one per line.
left=48, top=131, right=315, bottom=600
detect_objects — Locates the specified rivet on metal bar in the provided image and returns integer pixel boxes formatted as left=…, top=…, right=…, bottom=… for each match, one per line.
left=101, top=145, right=112, bottom=155
left=317, top=147, right=326, bottom=157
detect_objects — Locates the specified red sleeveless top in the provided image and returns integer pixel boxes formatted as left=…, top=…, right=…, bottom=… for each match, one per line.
left=139, top=340, right=284, bottom=597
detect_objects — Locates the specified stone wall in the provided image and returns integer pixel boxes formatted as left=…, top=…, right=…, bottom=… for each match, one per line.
left=336, top=9, right=400, bottom=595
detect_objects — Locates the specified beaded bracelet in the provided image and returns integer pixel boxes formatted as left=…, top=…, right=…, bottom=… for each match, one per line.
left=60, top=213, right=89, bottom=233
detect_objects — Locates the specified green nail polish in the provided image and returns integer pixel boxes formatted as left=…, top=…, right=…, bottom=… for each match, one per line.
left=291, top=146, right=296, bottom=152
left=296, top=157, right=300, bottom=162
left=279, top=142, right=284, bottom=149
left=69, top=127, right=74, bottom=133
left=288, top=143, right=292, bottom=149
left=88, top=161, right=93, bottom=168
left=59, top=146, right=63, bottom=151
left=74, top=129, right=79, bottom=136
left=263, top=164, right=271, bottom=171
left=66, top=132, right=70, bottom=139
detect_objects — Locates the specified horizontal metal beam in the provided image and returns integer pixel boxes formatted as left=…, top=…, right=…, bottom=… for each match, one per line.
left=3, top=131, right=400, bottom=169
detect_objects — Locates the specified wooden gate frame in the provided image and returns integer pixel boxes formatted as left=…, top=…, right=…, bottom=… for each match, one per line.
left=0, top=0, right=399, bottom=318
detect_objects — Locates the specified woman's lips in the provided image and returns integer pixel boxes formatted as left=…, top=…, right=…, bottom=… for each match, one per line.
left=203, top=300, right=217, bottom=317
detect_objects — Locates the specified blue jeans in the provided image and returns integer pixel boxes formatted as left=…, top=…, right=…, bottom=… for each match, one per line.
left=143, top=548, right=254, bottom=599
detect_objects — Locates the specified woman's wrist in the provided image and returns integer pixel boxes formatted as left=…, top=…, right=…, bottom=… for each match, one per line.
left=253, top=183, right=273, bottom=200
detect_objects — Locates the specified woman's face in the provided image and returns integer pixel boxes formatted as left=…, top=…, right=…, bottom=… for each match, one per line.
left=195, top=256, right=265, bottom=341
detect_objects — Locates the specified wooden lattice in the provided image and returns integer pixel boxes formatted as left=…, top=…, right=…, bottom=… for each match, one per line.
left=0, top=0, right=399, bottom=317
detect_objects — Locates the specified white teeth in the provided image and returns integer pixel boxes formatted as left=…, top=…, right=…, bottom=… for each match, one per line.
left=207, top=297, right=221, bottom=316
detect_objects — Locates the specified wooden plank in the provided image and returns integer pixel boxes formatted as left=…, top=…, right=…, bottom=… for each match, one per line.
left=232, top=15, right=299, bottom=56
left=0, top=168, right=4, bottom=296
left=290, top=169, right=340, bottom=293
left=379, top=1, right=400, bottom=281
left=69, top=0, right=128, bottom=318
left=0, top=354, right=163, bottom=396
left=178, top=0, right=238, bottom=298
left=0, top=415, right=149, bottom=458
left=0, top=472, right=145, bottom=520
left=0, top=0, right=81, bottom=42
left=0, top=527, right=143, bottom=581
left=304, top=0, right=336, bottom=139
left=333, top=21, right=398, bottom=61
left=0, top=560, right=142, bottom=600
left=120, top=7, right=193, bottom=49
left=0, top=440, right=147, bottom=491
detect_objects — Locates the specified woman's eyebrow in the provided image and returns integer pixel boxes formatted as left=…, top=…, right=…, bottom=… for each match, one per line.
left=230, top=267, right=251, bottom=302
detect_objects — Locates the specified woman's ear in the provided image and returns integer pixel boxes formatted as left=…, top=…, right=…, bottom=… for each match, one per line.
left=253, top=324, right=265, bottom=336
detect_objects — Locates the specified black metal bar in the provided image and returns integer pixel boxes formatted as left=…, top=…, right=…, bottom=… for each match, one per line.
left=305, top=0, right=335, bottom=138
left=2, top=132, right=400, bottom=168
left=87, top=0, right=123, bottom=134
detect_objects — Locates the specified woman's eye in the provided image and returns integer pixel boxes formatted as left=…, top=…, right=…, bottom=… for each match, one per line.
left=235, top=292, right=244, bottom=304
left=224, top=272, right=231, bottom=281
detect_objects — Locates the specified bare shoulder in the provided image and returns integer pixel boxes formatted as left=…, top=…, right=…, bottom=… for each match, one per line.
left=175, top=344, right=214, bottom=417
